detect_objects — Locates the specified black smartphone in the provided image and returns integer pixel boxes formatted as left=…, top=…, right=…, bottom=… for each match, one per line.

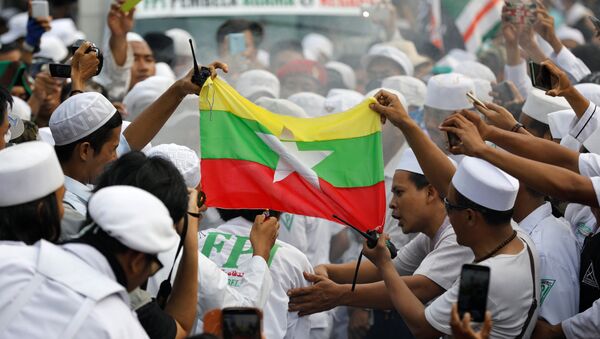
left=529, top=61, right=552, bottom=91
left=49, top=63, right=71, bottom=78
left=457, top=264, right=490, bottom=322
left=447, top=131, right=461, bottom=148
left=492, top=81, right=516, bottom=104
left=222, top=307, right=261, bottom=339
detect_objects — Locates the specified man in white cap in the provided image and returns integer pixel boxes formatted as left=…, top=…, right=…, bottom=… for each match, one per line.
left=364, top=44, right=413, bottom=85
left=166, top=28, right=196, bottom=79
left=145, top=143, right=201, bottom=189
left=122, top=75, right=174, bottom=120
left=0, top=185, right=179, bottom=338
left=325, top=61, right=356, bottom=91
left=520, top=88, right=571, bottom=140
left=302, top=33, right=333, bottom=64
left=370, top=90, right=540, bottom=338
left=287, top=92, right=326, bottom=117
left=235, top=69, right=280, bottom=103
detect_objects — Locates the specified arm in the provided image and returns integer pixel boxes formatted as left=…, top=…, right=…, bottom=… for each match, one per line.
left=70, top=42, right=101, bottom=94
left=107, top=1, right=133, bottom=67
left=501, top=8, right=532, bottom=98
left=319, top=260, right=381, bottom=284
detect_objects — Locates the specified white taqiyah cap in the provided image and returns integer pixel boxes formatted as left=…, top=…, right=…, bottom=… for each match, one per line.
left=123, top=76, right=174, bottom=120
left=154, top=62, right=176, bottom=82
left=0, top=141, right=64, bottom=207
left=452, top=157, right=519, bottom=211
left=365, top=44, right=414, bottom=76
left=302, top=33, right=333, bottom=61
left=425, top=73, right=475, bottom=111
left=365, top=88, right=408, bottom=111
left=325, top=61, right=356, bottom=90
left=288, top=92, right=326, bottom=117
left=10, top=96, right=31, bottom=121
left=395, top=147, right=457, bottom=175
left=146, top=143, right=200, bottom=188
left=323, top=88, right=364, bottom=114
left=88, top=186, right=178, bottom=259
left=435, top=49, right=476, bottom=69
left=37, top=127, right=55, bottom=145
left=522, top=88, right=570, bottom=124
left=472, top=79, right=493, bottom=103
left=35, top=35, right=68, bottom=63
left=49, top=92, right=118, bottom=146
left=391, top=40, right=430, bottom=67
left=574, top=83, right=600, bottom=105
left=556, top=25, right=584, bottom=45
left=7, top=113, right=24, bottom=141
left=255, top=97, right=308, bottom=118
left=127, top=32, right=145, bottom=43
left=165, top=28, right=194, bottom=57
left=236, top=69, right=280, bottom=102
left=46, top=18, right=85, bottom=47
left=0, top=12, right=27, bottom=44
left=453, top=60, right=497, bottom=83
left=584, top=127, right=600, bottom=155
left=381, top=75, right=427, bottom=108
left=548, top=109, right=576, bottom=139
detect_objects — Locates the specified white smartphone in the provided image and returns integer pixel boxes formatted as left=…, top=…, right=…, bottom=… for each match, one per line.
left=466, top=91, right=487, bottom=109
left=31, top=0, right=49, bottom=18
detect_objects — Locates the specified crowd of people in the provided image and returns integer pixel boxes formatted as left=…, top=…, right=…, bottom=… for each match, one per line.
left=2, top=0, right=600, bottom=338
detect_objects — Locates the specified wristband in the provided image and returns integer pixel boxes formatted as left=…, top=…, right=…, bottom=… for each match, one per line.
left=510, top=122, right=524, bottom=132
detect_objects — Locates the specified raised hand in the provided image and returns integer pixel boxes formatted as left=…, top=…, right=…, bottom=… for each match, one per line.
left=542, top=60, right=573, bottom=97
left=439, top=113, right=488, bottom=156
left=474, top=102, right=518, bottom=132
left=361, top=233, right=392, bottom=267
left=249, top=213, right=279, bottom=262
left=450, top=304, right=492, bottom=339
left=175, top=61, right=229, bottom=96
left=369, top=90, right=410, bottom=127
left=71, top=41, right=100, bottom=89
left=107, top=0, right=135, bottom=37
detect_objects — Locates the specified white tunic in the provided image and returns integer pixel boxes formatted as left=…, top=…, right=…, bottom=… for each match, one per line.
left=0, top=240, right=148, bottom=339
left=199, top=217, right=313, bottom=339
left=519, top=202, right=580, bottom=324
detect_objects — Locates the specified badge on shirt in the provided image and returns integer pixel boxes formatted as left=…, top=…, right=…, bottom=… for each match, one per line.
left=583, top=263, right=600, bottom=289
left=281, top=214, right=294, bottom=231
left=540, top=279, right=556, bottom=305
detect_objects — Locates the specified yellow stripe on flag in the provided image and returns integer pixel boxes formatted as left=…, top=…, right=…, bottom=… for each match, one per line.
left=199, top=78, right=381, bottom=142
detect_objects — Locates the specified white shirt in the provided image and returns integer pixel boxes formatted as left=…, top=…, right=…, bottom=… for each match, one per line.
left=550, top=46, right=591, bottom=83
left=569, top=103, right=599, bottom=144
left=563, top=298, right=600, bottom=339
left=504, top=61, right=533, bottom=99
left=0, top=241, right=148, bottom=339
left=425, top=231, right=540, bottom=338
left=94, top=41, right=134, bottom=102
left=277, top=213, right=309, bottom=254
left=199, top=217, right=313, bottom=339
left=565, top=203, right=597, bottom=250
left=579, top=153, right=600, bottom=208
left=393, top=219, right=474, bottom=290
left=63, top=175, right=92, bottom=216
left=519, top=202, right=580, bottom=324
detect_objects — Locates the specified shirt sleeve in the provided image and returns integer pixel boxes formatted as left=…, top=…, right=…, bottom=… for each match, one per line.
left=94, top=42, right=133, bottom=102
left=424, top=280, right=458, bottom=335
left=591, top=177, right=600, bottom=208
left=569, top=103, right=598, bottom=143
left=393, top=235, right=429, bottom=276
left=563, top=298, right=600, bottom=339
left=578, top=153, right=600, bottom=177
left=551, top=46, right=592, bottom=83
left=504, top=61, right=533, bottom=99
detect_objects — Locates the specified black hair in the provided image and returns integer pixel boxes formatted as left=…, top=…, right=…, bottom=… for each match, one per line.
left=216, top=19, right=253, bottom=46
left=579, top=71, right=600, bottom=85
left=572, top=44, right=600, bottom=73
left=454, top=189, right=513, bottom=226
left=143, top=32, right=175, bottom=66
left=217, top=208, right=282, bottom=223
left=269, top=39, right=303, bottom=56
left=93, top=151, right=188, bottom=225
left=54, top=111, right=122, bottom=163
left=407, top=172, right=430, bottom=190
left=521, top=114, right=549, bottom=138
left=0, top=192, right=61, bottom=244
left=0, top=85, right=13, bottom=123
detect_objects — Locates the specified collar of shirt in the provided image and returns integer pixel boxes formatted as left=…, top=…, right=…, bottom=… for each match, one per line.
left=519, top=202, right=553, bottom=235
left=432, top=217, right=452, bottom=247
left=213, top=217, right=253, bottom=236
left=64, top=176, right=93, bottom=204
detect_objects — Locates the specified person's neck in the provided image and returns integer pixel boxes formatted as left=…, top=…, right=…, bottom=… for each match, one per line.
left=422, top=203, right=447, bottom=239
left=62, top=161, right=91, bottom=185
left=469, top=223, right=516, bottom=261
left=513, top=193, right=545, bottom=223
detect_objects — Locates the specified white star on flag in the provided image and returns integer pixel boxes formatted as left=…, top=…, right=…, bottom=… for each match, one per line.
left=256, top=127, right=333, bottom=189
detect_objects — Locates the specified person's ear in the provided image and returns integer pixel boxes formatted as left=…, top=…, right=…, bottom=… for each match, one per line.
left=425, top=184, right=438, bottom=204
left=129, top=251, right=148, bottom=276
left=78, top=142, right=93, bottom=161
left=466, top=209, right=476, bottom=225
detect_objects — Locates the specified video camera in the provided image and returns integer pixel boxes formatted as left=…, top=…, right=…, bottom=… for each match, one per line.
left=48, top=39, right=104, bottom=78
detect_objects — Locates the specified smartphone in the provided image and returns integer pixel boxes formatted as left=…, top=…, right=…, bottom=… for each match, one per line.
left=590, top=16, right=600, bottom=37
left=529, top=61, right=552, bottom=91
left=31, top=0, right=49, bottom=18
left=505, top=1, right=537, bottom=25
left=49, top=63, right=71, bottom=78
left=447, top=131, right=461, bottom=148
left=222, top=307, right=261, bottom=339
left=492, top=81, right=516, bottom=104
left=466, top=91, right=487, bottom=109
left=457, top=264, right=490, bottom=322
left=228, top=33, right=247, bottom=56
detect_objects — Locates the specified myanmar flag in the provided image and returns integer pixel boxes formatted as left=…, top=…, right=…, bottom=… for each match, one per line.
left=199, top=78, right=386, bottom=232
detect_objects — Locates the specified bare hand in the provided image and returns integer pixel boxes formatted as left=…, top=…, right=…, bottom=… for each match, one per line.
left=361, top=233, right=391, bottom=267
left=107, top=0, right=134, bottom=37
left=439, top=113, right=488, bottom=156
left=369, top=90, right=410, bottom=127
left=532, top=319, right=565, bottom=339
left=288, top=272, right=345, bottom=316
left=71, top=41, right=100, bottom=86
left=534, top=1, right=557, bottom=45
left=314, top=264, right=329, bottom=278
left=542, top=60, right=573, bottom=97
left=475, top=102, right=518, bottom=132
left=450, top=304, right=492, bottom=339
left=501, top=6, right=518, bottom=48
left=32, top=72, right=62, bottom=101
left=348, top=308, right=371, bottom=339
left=249, top=214, right=279, bottom=262
left=176, top=61, right=229, bottom=96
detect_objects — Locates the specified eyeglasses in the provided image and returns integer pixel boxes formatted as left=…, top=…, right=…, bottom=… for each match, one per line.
left=197, top=191, right=206, bottom=209
left=147, top=255, right=164, bottom=276
left=443, top=197, right=469, bottom=213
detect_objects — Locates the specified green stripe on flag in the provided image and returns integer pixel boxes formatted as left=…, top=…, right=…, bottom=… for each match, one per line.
left=201, top=110, right=384, bottom=188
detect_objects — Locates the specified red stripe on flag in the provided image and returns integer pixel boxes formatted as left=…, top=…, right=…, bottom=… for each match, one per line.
left=201, top=158, right=387, bottom=232
left=463, top=0, right=502, bottom=43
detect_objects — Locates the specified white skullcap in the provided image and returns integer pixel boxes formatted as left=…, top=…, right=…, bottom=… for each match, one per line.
left=472, top=79, right=493, bottom=103
left=584, top=127, right=600, bottom=155
left=46, top=18, right=85, bottom=46
left=288, top=92, right=326, bottom=117
left=366, top=88, right=408, bottom=111
left=381, top=75, right=427, bottom=108
left=35, top=35, right=68, bottom=63
left=566, top=3, right=593, bottom=26
left=452, top=157, right=519, bottom=211
left=123, top=76, right=174, bottom=120
left=165, top=28, right=194, bottom=57
left=257, top=49, right=270, bottom=68
left=127, top=32, right=145, bottom=43
left=522, top=89, right=571, bottom=124
left=0, top=141, right=64, bottom=207
left=395, top=147, right=457, bottom=175
left=425, top=73, right=475, bottom=111
left=256, top=97, right=307, bottom=118
left=236, top=69, right=280, bottom=102
left=325, top=61, right=356, bottom=90
left=453, top=60, right=497, bottom=83
left=88, top=186, right=178, bottom=260
left=38, top=127, right=55, bottom=145
left=154, top=62, right=176, bottom=81
left=146, top=144, right=200, bottom=188
left=391, top=40, right=430, bottom=67
left=7, top=113, right=24, bottom=141
left=556, top=25, right=585, bottom=45
left=49, top=92, right=118, bottom=146
left=0, top=12, right=27, bottom=44
left=10, top=96, right=31, bottom=121
left=436, top=49, right=476, bottom=69
left=365, top=44, right=414, bottom=76
left=548, top=109, right=576, bottom=139
left=574, top=83, right=600, bottom=105
left=302, top=33, right=333, bottom=61
left=323, top=89, right=364, bottom=114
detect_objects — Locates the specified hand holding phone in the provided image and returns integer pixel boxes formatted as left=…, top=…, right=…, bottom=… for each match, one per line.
left=466, top=91, right=487, bottom=109
left=222, top=307, right=262, bottom=339
left=31, top=0, right=49, bottom=18
left=457, top=264, right=490, bottom=322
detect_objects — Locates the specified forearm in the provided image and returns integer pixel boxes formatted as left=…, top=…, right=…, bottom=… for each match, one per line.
left=109, top=34, right=128, bottom=67
left=487, top=127, right=580, bottom=172
left=340, top=281, right=393, bottom=309
left=326, top=260, right=381, bottom=284
left=506, top=45, right=521, bottom=66
left=562, top=87, right=590, bottom=118
left=523, top=44, right=549, bottom=63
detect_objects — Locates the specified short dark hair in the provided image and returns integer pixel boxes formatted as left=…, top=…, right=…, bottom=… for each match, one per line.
left=93, top=151, right=188, bottom=225
left=216, top=19, right=252, bottom=47
left=54, top=111, right=122, bottom=163
left=572, top=44, right=600, bottom=73
left=217, top=208, right=282, bottom=223
left=454, top=189, right=513, bottom=225
left=269, top=39, right=303, bottom=56
left=522, top=117, right=549, bottom=138
left=407, top=172, right=430, bottom=190
left=0, top=192, right=61, bottom=244
left=0, top=85, right=13, bottom=123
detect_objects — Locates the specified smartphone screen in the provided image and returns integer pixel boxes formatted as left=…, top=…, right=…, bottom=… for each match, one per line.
left=447, top=131, right=461, bottom=148
left=222, top=308, right=261, bottom=339
left=529, top=62, right=552, bottom=91
left=31, top=0, right=49, bottom=18
left=457, top=264, right=491, bottom=322
left=228, top=33, right=247, bottom=56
